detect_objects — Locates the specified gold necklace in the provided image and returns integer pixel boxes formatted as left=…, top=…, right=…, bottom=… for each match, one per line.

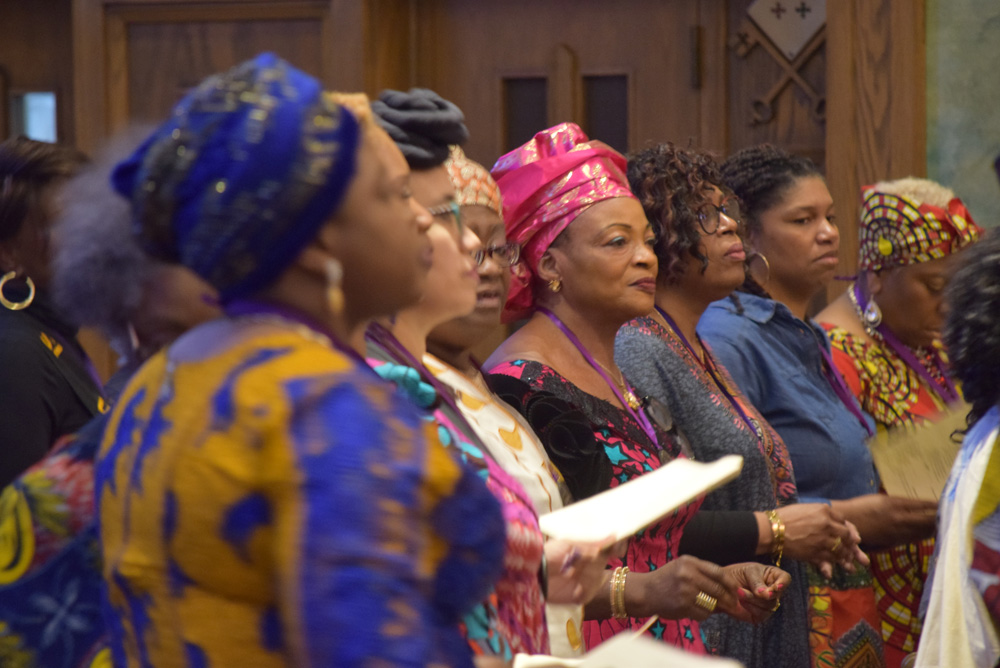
left=596, top=359, right=642, bottom=410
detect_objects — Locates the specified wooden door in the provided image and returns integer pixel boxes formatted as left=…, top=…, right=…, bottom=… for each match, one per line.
left=72, top=0, right=366, bottom=155
left=413, top=0, right=729, bottom=169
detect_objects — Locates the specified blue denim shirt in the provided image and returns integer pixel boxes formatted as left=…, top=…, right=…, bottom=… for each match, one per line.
left=697, top=293, right=878, bottom=503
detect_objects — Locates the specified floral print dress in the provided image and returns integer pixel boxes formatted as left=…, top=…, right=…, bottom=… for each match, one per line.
left=488, top=359, right=706, bottom=654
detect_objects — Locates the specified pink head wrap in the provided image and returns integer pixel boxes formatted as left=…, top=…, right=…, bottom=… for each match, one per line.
left=490, top=123, right=635, bottom=322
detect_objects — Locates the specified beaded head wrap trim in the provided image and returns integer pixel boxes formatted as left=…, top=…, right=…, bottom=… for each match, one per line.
left=111, top=52, right=361, bottom=302
left=858, top=185, right=982, bottom=272
left=446, top=146, right=502, bottom=215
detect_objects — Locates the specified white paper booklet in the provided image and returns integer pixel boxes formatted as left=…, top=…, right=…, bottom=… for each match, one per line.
left=513, top=632, right=745, bottom=668
left=538, top=455, right=744, bottom=542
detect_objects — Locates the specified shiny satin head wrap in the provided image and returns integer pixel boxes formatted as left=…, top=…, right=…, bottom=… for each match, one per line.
left=446, top=146, right=501, bottom=215
left=490, top=123, right=635, bottom=322
left=111, top=52, right=361, bottom=302
left=858, top=182, right=983, bottom=272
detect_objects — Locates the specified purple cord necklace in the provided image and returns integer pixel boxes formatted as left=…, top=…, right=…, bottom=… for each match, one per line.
left=539, top=307, right=661, bottom=449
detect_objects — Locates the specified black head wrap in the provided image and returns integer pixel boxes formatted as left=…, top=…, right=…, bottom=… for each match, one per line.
left=371, top=88, right=469, bottom=170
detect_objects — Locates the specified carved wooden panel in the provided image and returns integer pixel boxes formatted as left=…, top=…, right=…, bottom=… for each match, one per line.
left=726, top=0, right=827, bottom=168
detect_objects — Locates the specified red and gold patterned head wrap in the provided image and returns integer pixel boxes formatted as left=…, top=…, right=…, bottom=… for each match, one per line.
left=446, top=146, right=502, bottom=215
left=490, top=123, right=635, bottom=322
left=858, top=181, right=982, bottom=272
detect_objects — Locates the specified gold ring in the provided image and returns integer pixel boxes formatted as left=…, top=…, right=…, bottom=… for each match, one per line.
left=831, top=537, right=843, bottom=552
left=695, top=591, right=717, bottom=613
left=771, top=598, right=781, bottom=612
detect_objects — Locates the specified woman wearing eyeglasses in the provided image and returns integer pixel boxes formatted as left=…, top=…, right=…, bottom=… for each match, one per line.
left=615, top=143, right=864, bottom=668
left=367, top=95, right=611, bottom=663
left=424, top=146, right=591, bottom=658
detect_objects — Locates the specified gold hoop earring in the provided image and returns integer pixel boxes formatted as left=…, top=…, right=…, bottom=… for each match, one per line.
left=548, top=278, right=562, bottom=293
left=0, top=272, right=34, bottom=311
left=324, top=258, right=345, bottom=316
left=746, top=252, right=770, bottom=287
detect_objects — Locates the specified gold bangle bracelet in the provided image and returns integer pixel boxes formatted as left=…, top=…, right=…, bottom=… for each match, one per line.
left=767, top=509, right=785, bottom=567
left=610, top=566, right=630, bottom=619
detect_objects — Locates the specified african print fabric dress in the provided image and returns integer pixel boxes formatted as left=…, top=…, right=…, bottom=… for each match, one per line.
left=95, top=318, right=506, bottom=668
left=367, top=350, right=549, bottom=659
left=0, top=417, right=109, bottom=668
left=488, top=359, right=706, bottom=655
left=423, top=354, right=584, bottom=657
left=824, top=323, right=952, bottom=665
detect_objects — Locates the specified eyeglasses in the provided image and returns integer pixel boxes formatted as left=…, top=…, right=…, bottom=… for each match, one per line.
left=427, top=201, right=463, bottom=234
left=697, top=197, right=743, bottom=235
left=472, top=242, right=521, bottom=267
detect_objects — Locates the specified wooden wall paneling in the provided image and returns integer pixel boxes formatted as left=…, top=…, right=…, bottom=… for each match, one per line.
left=825, top=0, right=926, bottom=284
left=363, top=0, right=415, bottom=94
left=413, top=0, right=713, bottom=168
left=697, top=0, right=730, bottom=154
left=114, top=3, right=328, bottom=128
left=73, top=0, right=109, bottom=154
left=72, top=0, right=374, bottom=154
left=551, top=44, right=582, bottom=130
left=0, top=67, right=7, bottom=140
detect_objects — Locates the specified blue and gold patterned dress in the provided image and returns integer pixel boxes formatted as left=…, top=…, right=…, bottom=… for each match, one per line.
left=95, top=316, right=506, bottom=667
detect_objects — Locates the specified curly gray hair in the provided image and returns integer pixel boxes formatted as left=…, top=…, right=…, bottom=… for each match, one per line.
left=51, top=128, right=158, bottom=357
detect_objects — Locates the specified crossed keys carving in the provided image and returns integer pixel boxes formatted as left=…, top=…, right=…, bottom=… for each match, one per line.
left=730, top=18, right=826, bottom=126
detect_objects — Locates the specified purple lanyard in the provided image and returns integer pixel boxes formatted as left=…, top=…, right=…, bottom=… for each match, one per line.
left=224, top=299, right=371, bottom=369
left=816, top=342, right=876, bottom=437
left=539, top=307, right=661, bottom=448
left=654, top=306, right=761, bottom=439
left=852, top=283, right=959, bottom=405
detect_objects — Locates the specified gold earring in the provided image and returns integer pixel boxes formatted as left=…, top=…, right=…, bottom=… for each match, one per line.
left=0, top=271, right=34, bottom=310
left=325, top=258, right=345, bottom=316
left=548, top=278, right=562, bottom=293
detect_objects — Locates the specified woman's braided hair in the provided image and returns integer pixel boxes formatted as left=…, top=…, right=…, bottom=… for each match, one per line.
left=720, top=144, right=823, bottom=300
left=943, top=229, right=1000, bottom=425
left=627, top=142, right=721, bottom=284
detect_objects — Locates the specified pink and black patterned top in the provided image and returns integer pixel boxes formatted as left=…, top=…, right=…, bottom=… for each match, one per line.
left=368, top=353, right=548, bottom=658
left=488, top=359, right=706, bottom=655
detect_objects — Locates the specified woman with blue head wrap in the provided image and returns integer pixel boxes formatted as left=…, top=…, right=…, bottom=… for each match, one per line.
left=96, top=54, right=505, bottom=667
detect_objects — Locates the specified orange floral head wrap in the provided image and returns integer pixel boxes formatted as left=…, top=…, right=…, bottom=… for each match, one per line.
left=490, top=123, right=635, bottom=322
left=858, top=181, right=983, bottom=272
left=445, top=146, right=502, bottom=215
